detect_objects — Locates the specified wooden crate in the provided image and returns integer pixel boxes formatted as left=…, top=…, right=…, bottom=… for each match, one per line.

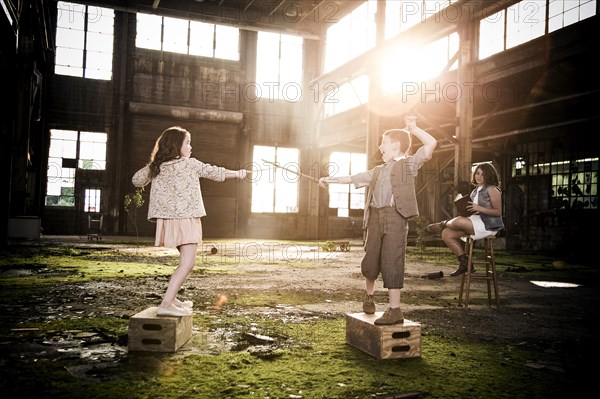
left=128, top=307, right=192, bottom=352
left=345, top=312, right=421, bottom=359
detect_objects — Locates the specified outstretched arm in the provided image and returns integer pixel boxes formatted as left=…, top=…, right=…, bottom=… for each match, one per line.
left=318, top=175, right=352, bottom=188
left=405, top=115, right=437, bottom=161
left=224, top=169, right=248, bottom=180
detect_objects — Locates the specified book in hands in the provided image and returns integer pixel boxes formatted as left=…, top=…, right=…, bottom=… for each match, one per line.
left=454, top=194, right=475, bottom=217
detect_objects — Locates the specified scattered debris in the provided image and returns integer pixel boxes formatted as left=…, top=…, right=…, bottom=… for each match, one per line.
left=421, top=271, right=444, bottom=279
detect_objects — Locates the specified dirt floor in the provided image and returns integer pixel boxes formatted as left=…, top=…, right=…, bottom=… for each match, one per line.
left=6, top=236, right=598, bottom=344
left=1, top=235, right=599, bottom=397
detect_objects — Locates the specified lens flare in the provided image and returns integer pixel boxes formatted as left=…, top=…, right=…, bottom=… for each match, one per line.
left=213, top=294, right=228, bottom=312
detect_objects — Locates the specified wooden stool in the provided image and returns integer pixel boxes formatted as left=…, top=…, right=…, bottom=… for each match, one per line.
left=458, top=236, right=499, bottom=309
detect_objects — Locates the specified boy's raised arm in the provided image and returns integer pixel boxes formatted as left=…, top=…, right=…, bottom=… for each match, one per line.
left=405, top=115, right=437, bottom=160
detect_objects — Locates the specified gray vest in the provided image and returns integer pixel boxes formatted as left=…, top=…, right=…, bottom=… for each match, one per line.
left=363, top=159, right=419, bottom=229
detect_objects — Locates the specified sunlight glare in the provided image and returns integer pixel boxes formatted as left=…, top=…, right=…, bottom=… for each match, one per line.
left=380, top=42, right=446, bottom=95
left=530, top=280, right=581, bottom=288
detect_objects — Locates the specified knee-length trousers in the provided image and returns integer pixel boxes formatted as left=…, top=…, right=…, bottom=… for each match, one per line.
left=361, top=206, right=409, bottom=289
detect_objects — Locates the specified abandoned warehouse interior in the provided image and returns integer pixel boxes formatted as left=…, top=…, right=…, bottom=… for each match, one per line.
left=1, top=0, right=599, bottom=260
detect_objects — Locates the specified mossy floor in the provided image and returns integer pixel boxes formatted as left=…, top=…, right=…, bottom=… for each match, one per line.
left=0, top=236, right=597, bottom=398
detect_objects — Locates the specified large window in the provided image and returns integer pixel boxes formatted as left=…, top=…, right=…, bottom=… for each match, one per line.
left=506, top=0, right=546, bottom=49
left=549, top=158, right=598, bottom=210
left=46, top=130, right=107, bottom=207
left=136, top=14, right=240, bottom=61
left=479, top=0, right=596, bottom=59
left=323, top=75, right=369, bottom=118
left=324, top=0, right=458, bottom=73
left=251, top=146, right=300, bottom=213
left=327, top=152, right=367, bottom=217
left=256, top=32, right=303, bottom=101
left=55, top=1, right=114, bottom=80
left=324, top=0, right=376, bottom=73
left=512, top=141, right=598, bottom=211
left=549, top=0, right=597, bottom=32
left=385, top=0, right=458, bottom=39
left=381, top=32, right=458, bottom=94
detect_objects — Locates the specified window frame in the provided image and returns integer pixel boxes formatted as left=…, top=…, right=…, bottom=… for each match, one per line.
left=511, top=141, right=598, bottom=211
left=54, top=1, right=114, bottom=80
left=326, top=151, right=367, bottom=218
left=478, top=0, right=596, bottom=60
left=256, top=31, right=304, bottom=101
left=135, top=13, right=240, bottom=61
left=45, top=129, right=108, bottom=208
left=250, top=145, right=301, bottom=214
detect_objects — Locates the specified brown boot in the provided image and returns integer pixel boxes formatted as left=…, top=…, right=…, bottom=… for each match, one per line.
left=374, top=307, right=404, bottom=325
left=450, top=254, right=473, bottom=277
left=362, top=293, right=375, bottom=314
left=425, top=220, right=447, bottom=234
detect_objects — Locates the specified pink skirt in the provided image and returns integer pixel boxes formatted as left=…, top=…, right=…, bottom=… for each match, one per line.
left=154, top=218, right=203, bottom=248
